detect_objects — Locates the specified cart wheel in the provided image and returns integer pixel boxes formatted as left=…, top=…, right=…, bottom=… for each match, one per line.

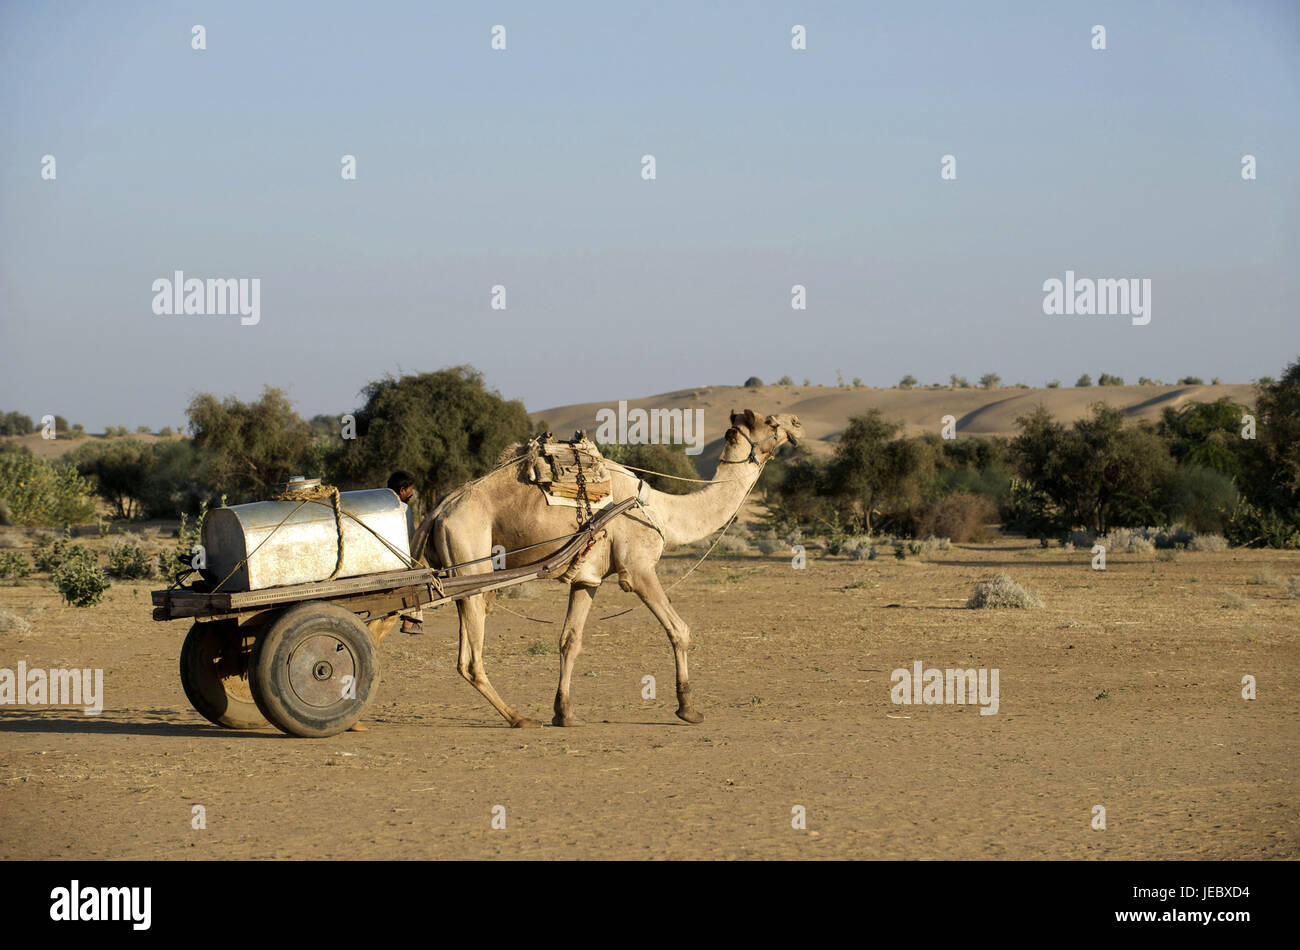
left=180, top=621, right=267, bottom=730
left=249, top=602, right=379, bottom=738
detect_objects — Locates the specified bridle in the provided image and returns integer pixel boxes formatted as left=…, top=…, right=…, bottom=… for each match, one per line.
left=719, top=427, right=781, bottom=465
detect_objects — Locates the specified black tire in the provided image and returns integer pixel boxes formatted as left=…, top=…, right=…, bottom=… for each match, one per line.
left=179, top=621, right=268, bottom=730
left=249, top=602, right=379, bottom=738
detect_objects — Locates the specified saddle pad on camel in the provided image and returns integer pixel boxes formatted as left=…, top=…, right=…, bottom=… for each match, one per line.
left=525, top=437, right=614, bottom=509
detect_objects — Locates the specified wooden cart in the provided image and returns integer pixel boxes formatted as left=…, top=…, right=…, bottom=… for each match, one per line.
left=153, top=497, right=637, bottom=737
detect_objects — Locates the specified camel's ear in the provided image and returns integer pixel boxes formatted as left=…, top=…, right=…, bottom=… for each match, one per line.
left=743, top=408, right=759, bottom=430
left=729, top=409, right=741, bottom=427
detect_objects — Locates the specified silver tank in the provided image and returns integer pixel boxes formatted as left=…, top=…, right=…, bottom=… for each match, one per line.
left=200, top=488, right=412, bottom=591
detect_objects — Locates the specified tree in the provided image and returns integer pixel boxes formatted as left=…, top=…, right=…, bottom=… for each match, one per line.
left=1045, top=380, right=1061, bottom=388
left=899, top=375, right=917, bottom=389
left=1179, top=376, right=1204, bottom=385
left=828, top=410, right=932, bottom=533
left=979, top=373, right=1001, bottom=390
left=187, top=387, right=315, bottom=503
left=776, top=375, right=794, bottom=386
left=66, top=439, right=156, bottom=519
left=1012, top=404, right=1174, bottom=532
left=1240, top=358, right=1300, bottom=521
left=336, top=366, right=531, bottom=508
left=1098, top=373, right=1124, bottom=386
left=1075, top=374, right=1092, bottom=387
left=597, top=441, right=698, bottom=495
left=0, top=412, right=34, bottom=436
left=744, top=376, right=764, bottom=388
left=1157, top=397, right=1248, bottom=479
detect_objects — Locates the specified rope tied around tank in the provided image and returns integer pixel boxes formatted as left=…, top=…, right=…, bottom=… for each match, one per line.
left=270, top=482, right=345, bottom=581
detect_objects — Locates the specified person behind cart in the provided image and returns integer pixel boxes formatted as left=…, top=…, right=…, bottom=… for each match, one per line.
left=387, top=471, right=424, bottom=635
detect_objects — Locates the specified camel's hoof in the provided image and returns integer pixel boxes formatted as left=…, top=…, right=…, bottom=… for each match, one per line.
left=511, top=717, right=542, bottom=729
left=551, top=713, right=585, bottom=727
left=675, top=707, right=705, bottom=725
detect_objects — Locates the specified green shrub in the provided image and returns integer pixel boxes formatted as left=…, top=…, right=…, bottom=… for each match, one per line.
left=52, top=556, right=110, bottom=607
left=107, top=537, right=154, bottom=579
left=0, top=551, right=32, bottom=578
left=0, top=450, right=96, bottom=527
left=33, top=535, right=94, bottom=573
left=158, top=500, right=210, bottom=583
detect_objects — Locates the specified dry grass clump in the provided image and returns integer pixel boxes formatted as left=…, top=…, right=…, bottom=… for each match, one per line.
left=967, top=573, right=1044, bottom=609
left=1188, top=534, right=1228, bottom=552
left=714, top=535, right=750, bottom=554
left=1286, top=576, right=1300, bottom=599
left=1220, top=591, right=1252, bottom=610
left=1097, top=528, right=1155, bottom=554
left=755, top=538, right=783, bottom=556
left=0, top=606, right=32, bottom=633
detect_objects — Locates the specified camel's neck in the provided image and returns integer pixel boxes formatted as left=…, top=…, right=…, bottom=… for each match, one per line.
left=645, top=460, right=761, bottom=546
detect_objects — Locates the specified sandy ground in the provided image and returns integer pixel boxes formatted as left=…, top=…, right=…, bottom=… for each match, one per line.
left=1, top=536, right=1296, bottom=860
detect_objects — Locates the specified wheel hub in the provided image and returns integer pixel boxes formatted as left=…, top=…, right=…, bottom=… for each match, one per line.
left=287, top=635, right=356, bottom=708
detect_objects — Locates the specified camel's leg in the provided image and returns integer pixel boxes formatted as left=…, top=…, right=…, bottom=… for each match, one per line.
left=454, top=591, right=540, bottom=727
left=629, top=569, right=703, bottom=724
left=552, top=584, right=597, bottom=727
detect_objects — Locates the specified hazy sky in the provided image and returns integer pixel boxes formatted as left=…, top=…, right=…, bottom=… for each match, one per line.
left=2, top=0, right=1297, bottom=430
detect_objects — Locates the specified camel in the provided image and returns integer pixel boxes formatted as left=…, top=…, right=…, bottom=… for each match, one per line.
left=417, top=409, right=803, bottom=727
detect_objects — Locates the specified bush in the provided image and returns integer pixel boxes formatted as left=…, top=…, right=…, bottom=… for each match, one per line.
left=0, top=412, right=34, bottom=436
left=1163, top=465, right=1239, bottom=534
left=714, top=535, right=749, bottom=554
left=1076, top=374, right=1092, bottom=387
left=1219, top=591, right=1250, bottom=609
left=1179, top=376, right=1204, bottom=385
left=979, top=373, right=1001, bottom=390
left=1097, top=528, right=1155, bottom=554
left=915, top=493, right=996, bottom=542
left=776, top=376, right=794, bottom=386
left=1188, top=534, right=1228, bottom=552
left=107, top=536, right=154, bottom=579
left=967, top=573, right=1043, bottom=608
left=1045, top=380, right=1061, bottom=388
left=1064, top=529, right=1094, bottom=548
left=1098, top=373, right=1124, bottom=386
left=158, top=500, right=209, bottom=583
left=1286, top=577, right=1299, bottom=599
left=899, top=375, right=917, bottom=389
left=0, top=551, right=32, bottom=578
left=743, top=377, right=764, bottom=388
left=1154, top=524, right=1195, bottom=549
left=0, top=606, right=32, bottom=633
left=52, top=557, right=110, bottom=607
left=0, top=450, right=97, bottom=527
left=33, top=535, right=94, bottom=573
left=756, top=538, right=783, bottom=555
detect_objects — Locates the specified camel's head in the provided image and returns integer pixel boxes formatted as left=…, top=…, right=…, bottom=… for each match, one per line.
left=725, top=409, right=803, bottom=463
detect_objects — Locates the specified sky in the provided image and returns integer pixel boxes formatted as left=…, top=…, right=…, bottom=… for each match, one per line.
left=1, top=0, right=1297, bottom=431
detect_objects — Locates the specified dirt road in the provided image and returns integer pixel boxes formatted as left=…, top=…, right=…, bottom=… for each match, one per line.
left=2, top=540, right=1296, bottom=859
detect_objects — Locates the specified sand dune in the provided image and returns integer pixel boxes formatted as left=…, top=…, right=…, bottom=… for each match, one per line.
left=533, top=382, right=1258, bottom=455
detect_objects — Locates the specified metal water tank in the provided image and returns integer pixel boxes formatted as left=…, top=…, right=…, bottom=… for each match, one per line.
left=200, top=486, right=412, bottom=591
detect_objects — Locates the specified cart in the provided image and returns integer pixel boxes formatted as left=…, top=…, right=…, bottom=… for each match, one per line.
left=152, top=496, right=638, bottom=738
